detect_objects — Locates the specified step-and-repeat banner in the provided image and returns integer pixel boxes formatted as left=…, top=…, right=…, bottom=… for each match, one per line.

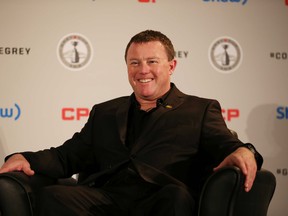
left=1, top=0, right=287, bottom=215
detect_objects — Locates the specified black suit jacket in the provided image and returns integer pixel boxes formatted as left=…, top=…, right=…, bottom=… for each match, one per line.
left=22, top=84, right=262, bottom=193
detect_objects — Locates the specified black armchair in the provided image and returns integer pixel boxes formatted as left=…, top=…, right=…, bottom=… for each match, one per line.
left=198, top=166, right=276, bottom=216
left=0, top=166, right=276, bottom=216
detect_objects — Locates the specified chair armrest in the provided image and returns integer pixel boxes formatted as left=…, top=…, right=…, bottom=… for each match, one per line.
left=198, top=166, right=276, bottom=216
left=0, top=172, right=76, bottom=216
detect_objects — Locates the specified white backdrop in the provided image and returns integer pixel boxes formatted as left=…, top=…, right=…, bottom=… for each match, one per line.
left=1, top=0, right=287, bottom=215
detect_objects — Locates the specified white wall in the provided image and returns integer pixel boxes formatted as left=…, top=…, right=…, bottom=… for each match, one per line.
left=1, top=0, right=287, bottom=215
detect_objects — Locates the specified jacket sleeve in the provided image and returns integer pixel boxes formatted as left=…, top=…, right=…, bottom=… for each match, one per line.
left=200, top=99, right=263, bottom=170
left=21, top=106, right=98, bottom=178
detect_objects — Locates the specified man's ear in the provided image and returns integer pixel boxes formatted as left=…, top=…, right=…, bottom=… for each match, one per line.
left=169, top=59, right=177, bottom=75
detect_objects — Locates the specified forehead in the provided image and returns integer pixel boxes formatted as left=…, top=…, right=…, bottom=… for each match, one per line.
left=127, top=41, right=167, bottom=59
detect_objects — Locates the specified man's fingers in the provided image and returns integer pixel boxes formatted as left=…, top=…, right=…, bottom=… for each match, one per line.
left=213, top=147, right=258, bottom=193
left=0, top=167, right=10, bottom=174
left=0, top=154, right=34, bottom=176
left=23, top=166, right=35, bottom=176
left=244, top=163, right=257, bottom=192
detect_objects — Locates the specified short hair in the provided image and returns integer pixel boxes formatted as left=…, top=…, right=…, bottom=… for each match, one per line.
left=124, top=30, right=175, bottom=62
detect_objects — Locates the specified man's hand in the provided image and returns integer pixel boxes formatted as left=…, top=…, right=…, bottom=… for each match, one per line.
left=214, top=147, right=257, bottom=192
left=0, top=154, right=34, bottom=176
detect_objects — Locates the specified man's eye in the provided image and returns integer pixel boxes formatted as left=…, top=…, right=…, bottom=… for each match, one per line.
left=130, top=61, right=139, bottom=66
left=148, top=60, right=158, bottom=64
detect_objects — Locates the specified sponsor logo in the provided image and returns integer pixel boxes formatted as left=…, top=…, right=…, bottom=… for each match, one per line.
left=270, top=52, right=287, bottom=60
left=203, top=0, right=247, bottom=5
left=276, top=106, right=288, bottom=120
left=277, top=168, right=287, bottom=176
left=222, top=108, right=240, bottom=121
left=61, top=107, right=239, bottom=122
left=175, top=51, right=189, bottom=59
left=0, top=47, right=31, bottom=55
left=0, top=103, right=21, bottom=121
left=209, top=37, right=243, bottom=73
left=62, top=107, right=90, bottom=120
left=57, top=33, right=93, bottom=71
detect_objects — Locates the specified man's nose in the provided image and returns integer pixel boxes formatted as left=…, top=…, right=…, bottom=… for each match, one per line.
left=139, top=62, right=150, bottom=74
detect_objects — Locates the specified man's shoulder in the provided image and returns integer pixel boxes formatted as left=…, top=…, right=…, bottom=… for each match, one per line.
left=173, top=84, right=218, bottom=105
left=184, top=94, right=218, bottom=106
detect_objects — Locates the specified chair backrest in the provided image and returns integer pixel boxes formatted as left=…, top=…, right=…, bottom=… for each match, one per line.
left=197, top=166, right=276, bottom=216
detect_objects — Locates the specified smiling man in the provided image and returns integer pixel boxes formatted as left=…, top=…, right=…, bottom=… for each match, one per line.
left=0, top=30, right=263, bottom=216
left=126, top=39, right=176, bottom=111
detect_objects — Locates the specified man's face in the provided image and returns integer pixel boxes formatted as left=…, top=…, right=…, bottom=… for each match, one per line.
left=126, top=41, right=177, bottom=102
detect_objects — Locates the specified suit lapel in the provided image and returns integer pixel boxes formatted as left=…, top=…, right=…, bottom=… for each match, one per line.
left=115, top=84, right=186, bottom=149
left=131, top=85, right=186, bottom=153
left=143, top=93, right=183, bottom=133
left=116, top=98, right=131, bottom=145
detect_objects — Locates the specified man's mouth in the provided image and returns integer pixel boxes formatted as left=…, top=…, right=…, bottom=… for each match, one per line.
left=138, top=78, right=153, bottom=83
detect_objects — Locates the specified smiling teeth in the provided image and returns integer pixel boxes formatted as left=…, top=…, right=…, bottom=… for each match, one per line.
left=139, top=79, right=152, bottom=83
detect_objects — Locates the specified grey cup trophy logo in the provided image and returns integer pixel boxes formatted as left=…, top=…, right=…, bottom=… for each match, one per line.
left=57, top=33, right=93, bottom=71
left=209, top=37, right=242, bottom=73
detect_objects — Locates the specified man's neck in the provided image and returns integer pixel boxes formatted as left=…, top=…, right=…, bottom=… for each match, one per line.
left=137, top=99, right=157, bottom=112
